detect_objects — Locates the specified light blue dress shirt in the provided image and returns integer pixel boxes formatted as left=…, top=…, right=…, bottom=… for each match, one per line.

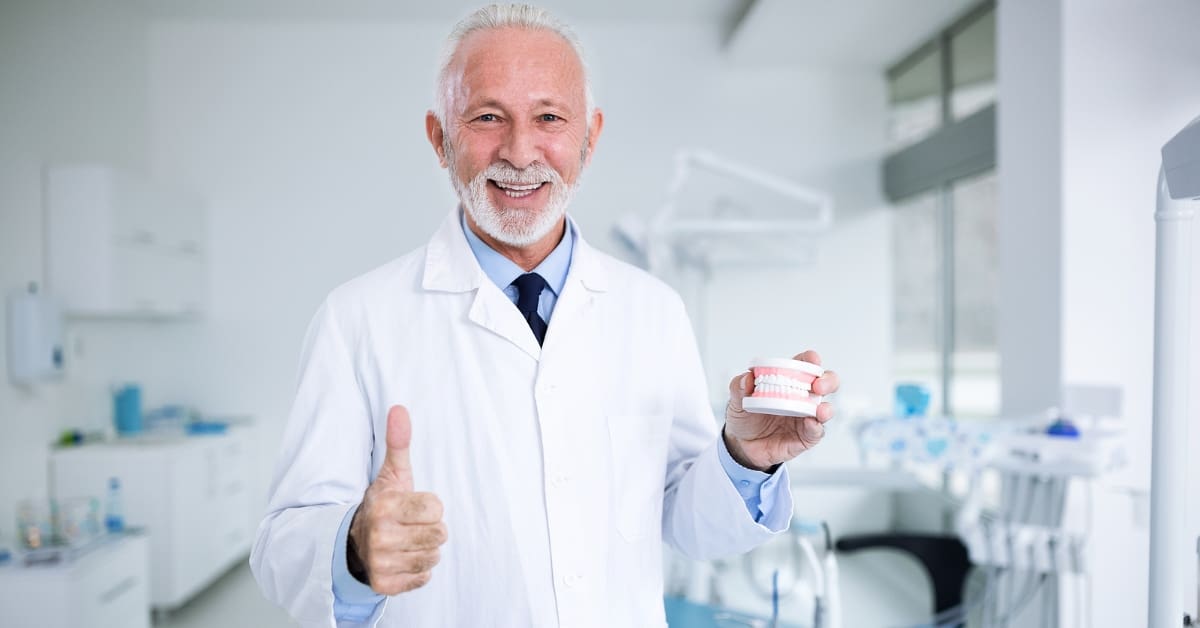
left=331, top=212, right=786, bottom=619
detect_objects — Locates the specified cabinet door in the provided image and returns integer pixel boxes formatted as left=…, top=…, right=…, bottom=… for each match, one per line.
left=215, top=433, right=252, bottom=567
left=77, top=539, right=151, bottom=628
left=166, top=442, right=219, bottom=608
left=110, top=175, right=157, bottom=248
left=112, top=243, right=164, bottom=312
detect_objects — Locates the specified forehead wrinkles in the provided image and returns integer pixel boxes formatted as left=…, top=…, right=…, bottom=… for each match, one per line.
left=445, top=28, right=586, bottom=117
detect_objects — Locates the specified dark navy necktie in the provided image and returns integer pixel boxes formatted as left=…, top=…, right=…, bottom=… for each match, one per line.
left=511, top=272, right=548, bottom=345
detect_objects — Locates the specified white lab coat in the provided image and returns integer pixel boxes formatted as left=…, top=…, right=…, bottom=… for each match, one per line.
left=251, top=210, right=792, bottom=627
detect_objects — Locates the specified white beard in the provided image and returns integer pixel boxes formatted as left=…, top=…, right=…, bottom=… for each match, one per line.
left=446, top=145, right=580, bottom=248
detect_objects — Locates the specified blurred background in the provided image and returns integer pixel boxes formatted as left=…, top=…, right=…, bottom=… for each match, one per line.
left=1, top=0, right=1199, bottom=626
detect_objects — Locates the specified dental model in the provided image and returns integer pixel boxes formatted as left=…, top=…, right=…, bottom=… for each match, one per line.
left=741, top=357, right=825, bottom=418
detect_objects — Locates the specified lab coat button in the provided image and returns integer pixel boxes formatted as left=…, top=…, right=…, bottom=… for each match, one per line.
left=551, top=473, right=569, bottom=487
left=564, top=573, right=582, bottom=588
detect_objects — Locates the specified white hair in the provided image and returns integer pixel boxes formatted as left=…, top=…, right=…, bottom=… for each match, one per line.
left=432, top=3, right=594, bottom=125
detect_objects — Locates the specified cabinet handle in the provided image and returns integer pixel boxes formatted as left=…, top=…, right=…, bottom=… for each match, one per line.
left=100, top=576, right=138, bottom=604
left=132, top=230, right=155, bottom=245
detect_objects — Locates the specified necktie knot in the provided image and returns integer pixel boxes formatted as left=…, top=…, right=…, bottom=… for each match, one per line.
left=510, top=273, right=548, bottom=345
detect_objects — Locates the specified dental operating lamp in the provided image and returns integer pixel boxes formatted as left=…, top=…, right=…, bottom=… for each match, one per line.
left=1150, top=113, right=1200, bottom=627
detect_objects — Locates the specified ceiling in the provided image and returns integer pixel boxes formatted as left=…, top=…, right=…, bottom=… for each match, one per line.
left=725, top=0, right=979, bottom=70
left=139, top=0, right=982, bottom=71
left=139, top=0, right=749, bottom=22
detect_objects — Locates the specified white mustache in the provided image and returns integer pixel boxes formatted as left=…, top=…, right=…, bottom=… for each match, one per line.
left=481, top=162, right=561, bottom=186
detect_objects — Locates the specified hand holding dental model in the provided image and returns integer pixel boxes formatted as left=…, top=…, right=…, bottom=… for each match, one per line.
left=723, top=350, right=840, bottom=472
left=347, top=405, right=447, bottom=595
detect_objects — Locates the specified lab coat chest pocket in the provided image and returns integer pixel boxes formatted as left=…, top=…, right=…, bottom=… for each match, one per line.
left=607, top=412, right=671, bottom=542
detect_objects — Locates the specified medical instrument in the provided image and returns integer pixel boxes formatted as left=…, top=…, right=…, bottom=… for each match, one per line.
left=613, top=149, right=833, bottom=277
left=846, top=393, right=1126, bottom=627
left=738, top=519, right=842, bottom=628
left=612, top=150, right=834, bottom=382
left=743, top=357, right=825, bottom=418
left=1150, top=113, right=1200, bottom=627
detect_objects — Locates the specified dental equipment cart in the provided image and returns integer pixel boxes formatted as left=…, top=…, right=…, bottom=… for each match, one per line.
left=0, top=533, right=150, bottom=628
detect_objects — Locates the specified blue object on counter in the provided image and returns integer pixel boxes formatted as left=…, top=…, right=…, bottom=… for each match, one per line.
left=0, top=548, right=11, bottom=564
left=187, top=421, right=228, bottom=435
left=1046, top=418, right=1081, bottom=438
left=112, top=384, right=143, bottom=435
left=895, top=383, right=932, bottom=417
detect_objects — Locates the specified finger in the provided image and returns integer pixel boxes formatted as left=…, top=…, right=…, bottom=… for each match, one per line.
left=364, top=521, right=451, bottom=554
left=375, top=548, right=441, bottom=575
left=802, top=416, right=826, bottom=442
left=794, top=350, right=822, bottom=366
left=371, top=570, right=433, bottom=596
left=815, top=401, right=835, bottom=424
left=728, top=371, right=752, bottom=412
left=812, top=369, right=839, bottom=396
left=387, top=492, right=443, bottom=525
left=379, top=405, right=414, bottom=491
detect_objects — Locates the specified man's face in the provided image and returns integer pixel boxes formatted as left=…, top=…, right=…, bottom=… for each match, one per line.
left=429, top=27, right=602, bottom=248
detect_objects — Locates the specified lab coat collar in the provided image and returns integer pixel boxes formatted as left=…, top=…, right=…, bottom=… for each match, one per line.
left=421, top=208, right=609, bottom=295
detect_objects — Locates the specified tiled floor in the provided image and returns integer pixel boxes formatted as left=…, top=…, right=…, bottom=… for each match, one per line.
left=154, top=560, right=294, bottom=628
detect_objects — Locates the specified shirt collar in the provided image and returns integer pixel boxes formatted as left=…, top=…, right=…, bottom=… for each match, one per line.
left=460, top=209, right=575, bottom=296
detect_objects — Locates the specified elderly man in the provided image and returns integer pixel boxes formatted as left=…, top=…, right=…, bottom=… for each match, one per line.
left=251, top=4, right=839, bottom=627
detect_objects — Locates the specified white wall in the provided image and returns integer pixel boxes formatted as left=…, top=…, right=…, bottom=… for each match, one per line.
left=145, top=17, right=894, bottom=537
left=998, top=0, right=1200, bottom=625
left=0, top=0, right=156, bottom=540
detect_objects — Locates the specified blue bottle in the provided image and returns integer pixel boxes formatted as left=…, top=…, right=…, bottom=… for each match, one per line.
left=105, top=477, right=125, bottom=534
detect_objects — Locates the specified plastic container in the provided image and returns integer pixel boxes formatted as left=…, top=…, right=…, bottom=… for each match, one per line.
left=894, top=383, right=931, bottom=418
left=105, top=478, right=125, bottom=534
left=112, top=384, right=143, bottom=435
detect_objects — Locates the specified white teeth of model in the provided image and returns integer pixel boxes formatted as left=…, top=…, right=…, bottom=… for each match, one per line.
left=504, top=189, right=534, bottom=198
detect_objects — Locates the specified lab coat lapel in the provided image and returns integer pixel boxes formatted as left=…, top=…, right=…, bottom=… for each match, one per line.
left=542, top=224, right=609, bottom=354
left=422, top=210, right=542, bottom=360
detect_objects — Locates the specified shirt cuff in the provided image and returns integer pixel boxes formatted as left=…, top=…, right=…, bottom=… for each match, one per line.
left=332, top=504, right=385, bottom=619
left=717, top=432, right=791, bottom=530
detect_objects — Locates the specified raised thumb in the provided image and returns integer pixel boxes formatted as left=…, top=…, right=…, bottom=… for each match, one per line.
left=378, top=404, right=414, bottom=492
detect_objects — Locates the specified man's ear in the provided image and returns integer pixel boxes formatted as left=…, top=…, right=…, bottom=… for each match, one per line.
left=584, top=108, right=604, bottom=167
left=426, top=111, right=449, bottom=168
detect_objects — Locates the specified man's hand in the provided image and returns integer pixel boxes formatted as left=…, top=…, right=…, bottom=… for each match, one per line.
left=723, top=350, right=840, bottom=472
left=347, top=405, right=447, bottom=595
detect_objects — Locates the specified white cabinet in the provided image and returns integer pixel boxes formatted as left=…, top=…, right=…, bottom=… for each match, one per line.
left=51, top=428, right=254, bottom=611
left=0, top=534, right=151, bottom=628
left=44, top=165, right=207, bottom=317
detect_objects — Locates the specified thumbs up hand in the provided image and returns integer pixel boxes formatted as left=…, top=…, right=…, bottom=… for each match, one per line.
left=347, top=405, right=447, bottom=595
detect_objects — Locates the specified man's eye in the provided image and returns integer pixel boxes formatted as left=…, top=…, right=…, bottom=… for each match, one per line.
left=478, top=114, right=498, bottom=122
left=540, top=114, right=560, bottom=122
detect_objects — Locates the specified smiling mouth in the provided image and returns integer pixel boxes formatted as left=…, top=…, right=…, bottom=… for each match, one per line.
left=490, top=179, right=547, bottom=199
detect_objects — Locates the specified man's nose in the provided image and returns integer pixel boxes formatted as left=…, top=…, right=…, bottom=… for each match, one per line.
left=498, top=119, right=540, bottom=170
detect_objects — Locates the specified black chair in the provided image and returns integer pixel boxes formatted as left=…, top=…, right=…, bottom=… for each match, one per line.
left=835, top=533, right=972, bottom=627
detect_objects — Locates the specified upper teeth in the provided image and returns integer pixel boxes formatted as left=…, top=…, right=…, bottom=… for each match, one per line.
left=495, top=181, right=541, bottom=191
left=754, top=374, right=811, bottom=391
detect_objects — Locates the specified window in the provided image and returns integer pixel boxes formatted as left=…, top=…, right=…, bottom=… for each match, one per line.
left=887, top=1, right=998, bottom=417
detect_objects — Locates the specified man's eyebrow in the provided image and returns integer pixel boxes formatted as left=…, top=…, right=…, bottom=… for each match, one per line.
left=466, top=98, right=570, bottom=111
left=467, top=99, right=506, bottom=111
